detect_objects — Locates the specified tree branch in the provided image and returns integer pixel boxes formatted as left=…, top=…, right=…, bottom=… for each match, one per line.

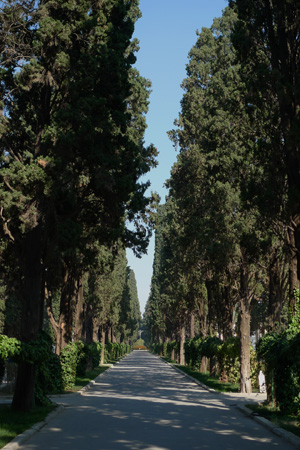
left=0, top=207, right=15, bottom=241
left=45, top=285, right=59, bottom=333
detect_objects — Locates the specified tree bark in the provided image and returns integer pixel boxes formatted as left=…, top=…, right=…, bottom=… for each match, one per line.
left=12, top=225, right=44, bottom=411
left=239, top=261, right=252, bottom=394
left=100, top=328, right=106, bottom=365
left=268, top=248, right=286, bottom=331
left=287, top=216, right=300, bottom=315
left=56, top=266, right=78, bottom=355
left=73, top=277, right=84, bottom=342
left=221, top=284, right=234, bottom=340
left=190, top=312, right=195, bottom=339
left=179, top=324, right=185, bottom=366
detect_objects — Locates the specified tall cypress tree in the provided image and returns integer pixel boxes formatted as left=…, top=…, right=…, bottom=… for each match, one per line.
left=0, top=0, right=157, bottom=411
left=229, top=0, right=300, bottom=313
left=167, top=7, right=264, bottom=392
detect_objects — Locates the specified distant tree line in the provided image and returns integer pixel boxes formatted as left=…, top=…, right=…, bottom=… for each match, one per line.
left=0, top=0, right=157, bottom=411
left=145, top=1, right=300, bottom=396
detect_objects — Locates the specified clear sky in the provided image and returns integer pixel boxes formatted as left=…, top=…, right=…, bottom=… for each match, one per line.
left=126, top=0, right=229, bottom=315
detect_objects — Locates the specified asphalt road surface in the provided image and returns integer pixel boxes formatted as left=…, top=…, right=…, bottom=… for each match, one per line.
left=19, top=351, right=295, bottom=450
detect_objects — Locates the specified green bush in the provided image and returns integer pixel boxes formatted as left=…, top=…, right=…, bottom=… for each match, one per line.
left=60, top=342, right=80, bottom=390
left=0, top=335, right=21, bottom=360
left=74, top=341, right=87, bottom=377
left=167, top=341, right=179, bottom=361
left=88, top=342, right=102, bottom=368
left=257, top=289, right=300, bottom=415
left=201, top=336, right=222, bottom=358
left=35, top=348, right=63, bottom=404
left=184, top=337, right=204, bottom=370
left=0, top=331, right=64, bottom=405
left=105, top=342, right=130, bottom=362
left=217, top=337, right=240, bottom=384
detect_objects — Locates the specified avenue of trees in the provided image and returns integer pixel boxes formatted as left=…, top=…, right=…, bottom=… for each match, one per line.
left=145, top=0, right=300, bottom=403
left=0, top=0, right=156, bottom=411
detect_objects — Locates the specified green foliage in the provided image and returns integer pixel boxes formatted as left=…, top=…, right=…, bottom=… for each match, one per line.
left=0, top=335, right=21, bottom=360
left=105, top=342, right=130, bottom=362
left=0, top=332, right=63, bottom=404
left=74, top=341, right=87, bottom=378
left=87, top=342, right=103, bottom=369
left=217, top=337, right=240, bottom=384
left=60, top=342, right=80, bottom=390
left=157, top=335, right=259, bottom=388
left=201, top=336, right=222, bottom=358
left=75, top=342, right=103, bottom=376
left=257, top=289, right=300, bottom=415
left=184, top=337, right=204, bottom=370
left=0, top=0, right=156, bottom=409
left=34, top=333, right=63, bottom=405
left=0, top=404, right=56, bottom=449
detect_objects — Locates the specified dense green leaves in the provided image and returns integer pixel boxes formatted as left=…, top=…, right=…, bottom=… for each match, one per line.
left=146, top=3, right=294, bottom=396
left=0, top=0, right=153, bottom=410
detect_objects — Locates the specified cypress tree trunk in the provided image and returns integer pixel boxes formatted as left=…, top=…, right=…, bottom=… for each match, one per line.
left=179, top=324, right=185, bottom=366
left=222, top=285, right=234, bottom=340
left=92, top=318, right=100, bottom=343
left=111, top=326, right=117, bottom=343
left=171, top=348, right=175, bottom=361
left=56, top=266, right=77, bottom=355
left=12, top=225, right=44, bottom=411
left=100, top=329, right=106, bottom=365
left=239, top=261, right=252, bottom=394
left=200, top=357, right=207, bottom=373
left=73, top=277, right=84, bottom=342
left=268, top=250, right=285, bottom=331
left=287, top=217, right=300, bottom=314
left=190, top=312, right=195, bottom=339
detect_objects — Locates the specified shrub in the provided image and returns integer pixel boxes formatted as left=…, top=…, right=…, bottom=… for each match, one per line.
left=60, top=342, right=80, bottom=390
left=88, top=342, right=102, bottom=368
left=35, top=350, right=63, bottom=405
left=105, top=342, right=130, bottom=361
left=184, top=337, right=204, bottom=370
left=133, top=345, right=147, bottom=350
left=257, top=289, right=300, bottom=415
left=217, top=337, right=240, bottom=384
left=74, top=341, right=87, bottom=377
left=201, top=336, right=222, bottom=359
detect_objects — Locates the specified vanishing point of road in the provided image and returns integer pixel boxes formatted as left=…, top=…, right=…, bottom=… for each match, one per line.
left=19, top=351, right=295, bottom=450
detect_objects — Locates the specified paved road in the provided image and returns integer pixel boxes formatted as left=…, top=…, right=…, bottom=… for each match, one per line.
left=20, top=351, right=294, bottom=450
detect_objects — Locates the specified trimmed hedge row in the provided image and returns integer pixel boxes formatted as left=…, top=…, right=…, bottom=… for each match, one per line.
left=152, top=336, right=259, bottom=388
left=256, top=290, right=300, bottom=416
left=105, top=342, right=131, bottom=361
left=0, top=334, right=131, bottom=405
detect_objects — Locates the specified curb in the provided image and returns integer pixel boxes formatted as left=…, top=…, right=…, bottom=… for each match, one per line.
left=1, top=405, right=64, bottom=450
left=163, top=359, right=300, bottom=449
left=237, top=405, right=300, bottom=449
left=161, top=357, right=217, bottom=393
left=1, top=360, right=117, bottom=450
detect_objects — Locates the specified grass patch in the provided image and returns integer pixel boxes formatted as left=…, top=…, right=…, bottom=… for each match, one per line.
left=66, top=366, right=110, bottom=393
left=0, top=365, right=110, bottom=448
left=175, top=364, right=240, bottom=392
left=0, top=404, right=56, bottom=449
left=246, top=403, right=300, bottom=438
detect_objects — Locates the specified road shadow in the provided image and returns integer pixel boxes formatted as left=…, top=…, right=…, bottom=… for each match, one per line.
left=21, top=351, right=293, bottom=450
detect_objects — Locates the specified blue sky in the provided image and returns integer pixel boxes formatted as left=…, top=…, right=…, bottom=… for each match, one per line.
left=127, top=0, right=229, bottom=314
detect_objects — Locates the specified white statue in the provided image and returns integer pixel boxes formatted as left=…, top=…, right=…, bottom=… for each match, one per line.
left=258, top=370, right=266, bottom=393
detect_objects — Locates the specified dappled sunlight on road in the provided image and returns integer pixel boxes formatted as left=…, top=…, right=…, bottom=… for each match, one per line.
left=20, top=351, right=293, bottom=450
